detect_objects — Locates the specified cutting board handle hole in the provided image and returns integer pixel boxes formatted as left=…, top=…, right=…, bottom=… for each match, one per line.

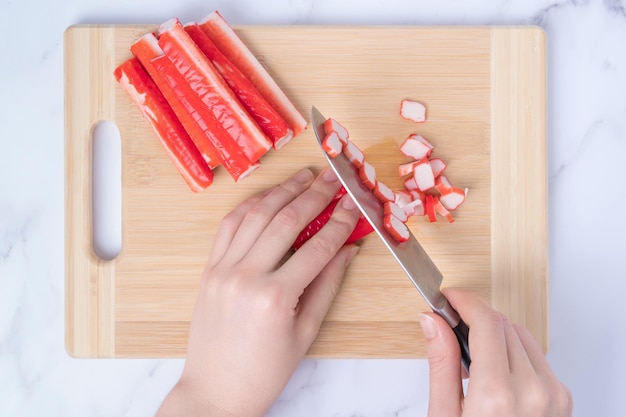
left=92, top=120, right=122, bottom=261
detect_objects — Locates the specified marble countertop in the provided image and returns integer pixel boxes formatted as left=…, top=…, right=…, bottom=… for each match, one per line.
left=1, top=0, right=625, bottom=416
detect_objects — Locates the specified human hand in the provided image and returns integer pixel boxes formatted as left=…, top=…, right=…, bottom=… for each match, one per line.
left=419, top=289, right=573, bottom=417
left=156, top=168, right=361, bottom=417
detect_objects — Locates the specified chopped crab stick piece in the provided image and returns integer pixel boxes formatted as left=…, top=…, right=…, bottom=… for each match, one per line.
left=429, top=157, right=447, bottom=178
left=395, top=190, right=413, bottom=207
left=410, top=189, right=425, bottom=202
left=413, top=158, right=435, bottom=191
left=435, top=198, right=455, bottom=223
left=358, top=161, right=377, bottom=190
left=158, top=18, right=271, bottom=163
left=440, top=187, right=466, bottom=211
left=384, top=213, right=410, bottom=242
left=404, top=176, right=418, bottom=191
left=324, top=118, right=349, bottom=144
left=199, top=11, right=307, bottom=136
left=434, top=175, right=453, bottom=194
left=403, top=198, right=425, bottom=217
left=184, top=23, right=293, bottom=149
left=384, top=201, right=408, bottom=223
left=130, top=34, right=221, bottom=169
left=373, top=181, right=395, bottom=204
left=425, top=195, right=437, bottom=222
left=400, top=99, right=427, bottom=123
left=343, top=140, right=365, bottom=168
left=322, top=131, right=343, bottom=158
left=114, top=58, right=213, bottom=192
left=398, top=160, right=418, bottom=177
left=400, top=134, right=433, bottom=160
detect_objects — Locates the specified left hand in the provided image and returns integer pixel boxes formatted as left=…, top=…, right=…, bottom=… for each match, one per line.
left=157, top=168, right=361, bottom=417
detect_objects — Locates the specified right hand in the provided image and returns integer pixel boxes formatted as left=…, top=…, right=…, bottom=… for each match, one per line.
left=419, top=289, right=573, bottom=417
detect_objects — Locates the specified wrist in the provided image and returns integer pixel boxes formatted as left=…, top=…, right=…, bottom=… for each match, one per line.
left=155, top=381, right=237, bottom=417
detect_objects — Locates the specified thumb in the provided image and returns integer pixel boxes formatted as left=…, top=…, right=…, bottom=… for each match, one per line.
left=419, top=312, right=463, bottom=417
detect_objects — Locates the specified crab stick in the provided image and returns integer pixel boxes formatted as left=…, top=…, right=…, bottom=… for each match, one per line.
left=113, top=58, right=213, bottom=191
left=158, top=18, right=272, bottom=163
left=199, top=11, right=306, bottom=136
left=184, top=23, right=293, bottom=149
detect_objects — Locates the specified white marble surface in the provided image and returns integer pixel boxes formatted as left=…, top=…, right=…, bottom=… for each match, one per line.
left=1, top=0, right=625, bottom=416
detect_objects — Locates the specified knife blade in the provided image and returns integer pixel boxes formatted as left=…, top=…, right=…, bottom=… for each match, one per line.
left=311, top=106, right=470, bottom=372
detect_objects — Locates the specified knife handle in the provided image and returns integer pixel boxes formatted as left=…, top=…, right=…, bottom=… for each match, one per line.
left=434, top=299, right=471, bottom=375
left=452, top=318, right=471, bottom=375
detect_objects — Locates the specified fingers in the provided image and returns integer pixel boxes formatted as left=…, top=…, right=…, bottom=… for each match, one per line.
left=442, top=288, right=510, bottom=381
left=295, top=244, right=359, bottom=344
left=207, top=189, right=273, bottom=268
left=220, top=168, right=315, bottom=265
left=419, top=312, right=463, bottom=417
left=244, top=168, right=342, bottom=269
left=280, top=194, right=361, bottom=291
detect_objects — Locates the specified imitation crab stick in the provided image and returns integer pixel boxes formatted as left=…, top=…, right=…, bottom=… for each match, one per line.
left=384, top=213, right=410, bottom=242
left=199, top=11, right=307, bottom=136
left=400, top=99, right=427, bottom=123
left=400, top=134, right=433, bottom=160
left=322, top=131, right=343, bottom=158
left=343, top=140, right=365, bottom=168
left=132, top=34, right=259, bottom=182
left=130, top=34, right=221, bottom=169
left=113, top=58, right=213, bottom=192
left=184, top=23, right=293, bottom=149
left=293, top=188, right=373, bottom=250
left=158, top=18, right=272, bottom=163
left=324, top=118, right=349, bottom=144
left=413, top=158, right=435, bottom=191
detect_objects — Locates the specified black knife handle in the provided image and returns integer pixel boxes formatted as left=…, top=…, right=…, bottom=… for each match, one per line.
left=452, top=318, right=471, bottom=375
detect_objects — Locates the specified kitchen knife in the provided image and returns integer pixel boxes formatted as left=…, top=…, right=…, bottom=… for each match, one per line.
left=311, top=106, right=471, bottom=373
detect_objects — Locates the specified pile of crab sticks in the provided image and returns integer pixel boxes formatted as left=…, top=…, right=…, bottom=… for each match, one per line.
left=114, top=11, right=306, bottom=192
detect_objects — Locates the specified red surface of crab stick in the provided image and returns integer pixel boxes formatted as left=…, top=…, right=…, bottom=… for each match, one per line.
left=158, top=18, right=272, bottom=163
left=199, top=11, right=307, bottom=136
left=184, top=23, right=293, bottom=149
left=132, top=34, right=259, bottom=182
left=113, top=58, right=213, bottom=192
left=130, top=34, right=221, bottom=169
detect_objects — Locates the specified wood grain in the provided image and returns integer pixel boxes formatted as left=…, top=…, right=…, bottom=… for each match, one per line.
left=65, top=25, right=546, bottom=358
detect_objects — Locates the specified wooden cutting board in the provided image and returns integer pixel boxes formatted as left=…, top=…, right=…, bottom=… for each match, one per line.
left=65, top=24, right=547, bottom=358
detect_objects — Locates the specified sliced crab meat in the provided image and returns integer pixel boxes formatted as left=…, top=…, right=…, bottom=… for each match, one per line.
left=440, top=187, right=466, bottom=211
left=399, top=134, right=433, bottom=160
left=343, top=140, right=365, bottom=168
left=384, top=201, right=408, bottom=223
left=384, top=213, right=410, bottom=242
left=403, top=198, right=425, bottom=217
left=373, top=181, right=395, bottom=204
left=322, top=131, right=343, bottom=158
left=358, top=161, right=377, bottom=190
left=324, top=118, right=349, bottom=144
left=399, top=99, right=427, bottom=123
left=413, top=158, right=435, bottom=191
left=429, top=157, right=447, bottom=178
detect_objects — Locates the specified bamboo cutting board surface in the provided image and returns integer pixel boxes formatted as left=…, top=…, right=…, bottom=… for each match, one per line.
left=65, top=25, right=547, bottom=358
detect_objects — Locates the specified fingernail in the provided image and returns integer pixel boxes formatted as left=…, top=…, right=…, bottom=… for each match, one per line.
left=418, top=313, right=438, bottom=340
left=341, top=194, right=357, bottom=210
left=321, top=167, right=338, bottom=183
left=293, top=168, right=314, bottom=184
left=344, top=245, right=360, bottom=266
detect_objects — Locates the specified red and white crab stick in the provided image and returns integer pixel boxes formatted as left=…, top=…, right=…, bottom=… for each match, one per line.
left=113, top=58, right=213, bottom=192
